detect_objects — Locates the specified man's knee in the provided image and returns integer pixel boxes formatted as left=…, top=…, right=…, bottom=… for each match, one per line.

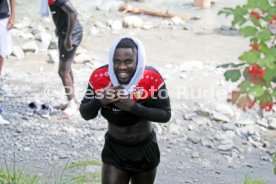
left=58, top=68, right=69, bottom=79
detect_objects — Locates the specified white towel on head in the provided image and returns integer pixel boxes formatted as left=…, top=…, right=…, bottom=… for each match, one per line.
left=108, top=35, right=146, bottom=94
left=40, top=0, right=49, bottom=17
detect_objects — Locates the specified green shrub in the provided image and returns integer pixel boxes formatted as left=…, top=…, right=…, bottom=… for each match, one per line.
left=219, top=0, right=276, bottom=111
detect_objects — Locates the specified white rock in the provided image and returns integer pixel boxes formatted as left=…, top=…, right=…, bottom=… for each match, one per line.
left=187, top=124, right=194, bottom=131
left=152, top=123, right=162, bottom=135
left=96, top=1, right=124, bottom=11
left=12, top=46, right=25, bottom=59
left=107, top=19, right=122, bottom=31
left=74, top=53, right=92, bottom=64
left=235, top=118, right=255, bottom=127
left=191, top=152, right=200, bottom=158
left=31, top=25, right=47, bottom=35
left=222, top=124, right=236, bottom=131
left=214, top=104, right=235, bottom=119
left=192, top=116, right=211, bottom=126
left=90, top=26, right=99, bottom=35
left=16, top=31, right=34, bottom=40
left=218, top=141, right=234, bottom=151
left=211, top=112, right=230, bottom=123
left=169, top=123, right=182, bottom=135
left=48, top=50, right=59, bottom=63
left=94, top=21, right=106, bottom=29
left=123, top=16, right=143, bottom=28
left=215, top=131, right=235, bottom=141
left=0, top=115, right=10, bottom=125
left=22, top=41, right=39, bottom=53
left=179, top=73, right=188, bottom=79
left=256, top=118, right=269, bottom=128
left=14, top=17, right=32, bottom=29
left=142, top=21, right=154, bottom=30
left=48, top=40, right=58, bottom=50
left=187, top=135, right=200, bottom=144
left=171, top=16, right=184, bottom=25
left=201, top=138, right=214, bottom=148
left=37, top=32, right=52, bottom=52
left=183, top=112, right=197, bottom=120
left=180, top=61, right=204, bottom=72
left=268, top=117, right=276, bottom=130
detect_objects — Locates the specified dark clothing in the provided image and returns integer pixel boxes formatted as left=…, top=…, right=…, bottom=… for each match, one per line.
left=48, top=0, right=83, bottom=45
left=0, top=0, right=10, bottom=19
left=79, top=65, right=171, bottom=126
left=102, top=131, right=160, bottom=173
left=58, top=36, right=80, bottom=62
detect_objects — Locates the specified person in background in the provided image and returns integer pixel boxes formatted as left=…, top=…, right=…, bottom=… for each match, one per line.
left=80, top=35, right=171, bottom=184
left=0, top=0, right=15, bottom=75
left=0, top=0, right=15, bottom=124
left=41, top=0, right=83, bottom=117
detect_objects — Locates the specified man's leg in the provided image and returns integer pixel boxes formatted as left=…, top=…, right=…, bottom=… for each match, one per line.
left=57, top=41, right=79, bottom=116
left=0, top=56, right=4, bottom=75
left=58, top=61, right=74, bottom=100
left=131, top=167, right=157, bottom=184
left=69, top=68, right=74, bottom=85
left=58, top=60, right=77, bottom=116
left=102, top=163, right=130, bottom=184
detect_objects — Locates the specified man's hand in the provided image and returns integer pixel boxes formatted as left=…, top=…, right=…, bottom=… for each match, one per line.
left=64, top=37, right=73, bottom=51
left=7, top=16, right=15, bottom=30
left=98, top=84, right=120, bottom=106
left=113, top=87, right=135, bottom=111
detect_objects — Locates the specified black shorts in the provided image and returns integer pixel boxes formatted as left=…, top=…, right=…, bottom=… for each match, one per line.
left=58, top=30, right=82, bottom=62
left=102, top=131, right=160, bottom=173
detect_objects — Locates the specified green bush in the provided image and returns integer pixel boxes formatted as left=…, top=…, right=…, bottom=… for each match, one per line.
left=219, top=0, right=276, bottom=111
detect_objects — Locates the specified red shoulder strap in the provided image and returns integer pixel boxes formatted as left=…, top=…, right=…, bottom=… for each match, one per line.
left=48, top=0, right=55, bottom=5
left=131, top=69, right=164, bottom=101
left=89, top=67, right=111, bottom=93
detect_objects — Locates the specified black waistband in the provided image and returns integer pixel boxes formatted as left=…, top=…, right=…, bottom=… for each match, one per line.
left=0, top=14, right=9, bottom=19
left=105, top=130, right=156, bottom=147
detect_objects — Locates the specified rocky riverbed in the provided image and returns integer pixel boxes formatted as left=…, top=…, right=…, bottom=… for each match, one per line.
left=0, top=0, right=276, bottom=183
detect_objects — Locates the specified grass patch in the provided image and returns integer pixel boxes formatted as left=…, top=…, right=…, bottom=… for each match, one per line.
left=243, top=175, right=267, bottom=184
left=0, top=158, right=102, bottom=184
left=65, top=160, right=102, bottom=184
left=67, top=160, right=101, bottom=169
left=0, top=169, right=39, bottom=184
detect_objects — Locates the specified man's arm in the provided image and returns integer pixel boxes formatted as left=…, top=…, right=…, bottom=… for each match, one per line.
left=8, top=0, right=15, bottom=30
left=60, top=1, right=78, bottom=50
left=115, top=84, right=171, bottom=123
left=130, top=84, right=171, bottom=123
left=79, top=85, right=102, bottom=120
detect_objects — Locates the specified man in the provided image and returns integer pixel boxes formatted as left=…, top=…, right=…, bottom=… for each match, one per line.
left=80, top=36, right=171, bottom=184
left=0, top=0, right=15, bottom=75
left=47, top=0, right=83, bottom=117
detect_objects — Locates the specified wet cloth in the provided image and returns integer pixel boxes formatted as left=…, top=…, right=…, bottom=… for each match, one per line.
left=0, top=18, right=12, bottom=57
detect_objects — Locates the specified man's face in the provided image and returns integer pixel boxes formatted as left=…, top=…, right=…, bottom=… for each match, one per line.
left=113, top=48, right=137, bottom=84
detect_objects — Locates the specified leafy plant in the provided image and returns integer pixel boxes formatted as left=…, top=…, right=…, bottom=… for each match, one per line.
left=219, top=0, right=276, bottom=111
